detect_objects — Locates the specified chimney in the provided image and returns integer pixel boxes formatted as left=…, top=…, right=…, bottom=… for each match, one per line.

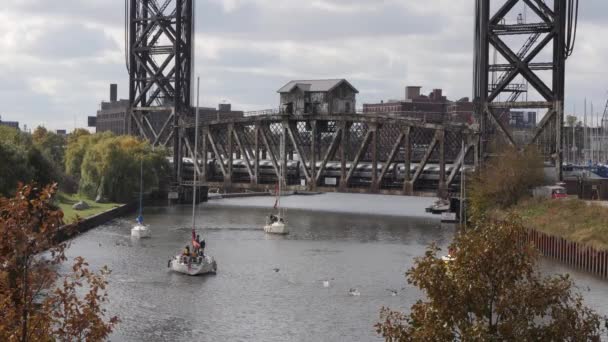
left=432, top=89, right=443, bottom=101
left=110, top=84, right=118, bottom=102
left=406, top=86, right=422, bottom=100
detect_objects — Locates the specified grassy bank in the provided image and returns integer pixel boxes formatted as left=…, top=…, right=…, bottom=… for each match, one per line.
left=511, top=198, right=608, bottom=250
left=56, top=192, right=123, bottom=223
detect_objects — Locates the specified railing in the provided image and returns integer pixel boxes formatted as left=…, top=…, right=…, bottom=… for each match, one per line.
left=244, top=108, right=280, bottom=117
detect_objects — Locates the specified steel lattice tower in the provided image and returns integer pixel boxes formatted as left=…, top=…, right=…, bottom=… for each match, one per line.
left=127, top=0, right=194, bottom=180
left=474, top=0, right=577, bottom=180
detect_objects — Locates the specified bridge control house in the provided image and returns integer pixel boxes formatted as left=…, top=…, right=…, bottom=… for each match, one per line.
left=277, top=79, right=358, bottom=115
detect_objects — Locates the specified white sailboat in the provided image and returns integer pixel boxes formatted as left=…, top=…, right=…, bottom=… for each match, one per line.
left=168, top=76, right=217, bottom=276
left=131, top=158, right=151, bottom=238
left=264, top=134, right=289, bottom=235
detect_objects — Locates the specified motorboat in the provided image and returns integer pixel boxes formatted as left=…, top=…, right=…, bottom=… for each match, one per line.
left=426, top=199, right=450, bottom=214
left=168, top=254, right=217, bottom=276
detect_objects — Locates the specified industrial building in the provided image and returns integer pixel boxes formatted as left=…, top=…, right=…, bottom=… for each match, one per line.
left=90, top=84, right=244, bottom=136
left=278, top=79, right=359, bottom=115
left=89, top=84, right=130, bottom=135
left=0, top=116, right=19, bottom=130
left=363, top=86, right=474, bottom=124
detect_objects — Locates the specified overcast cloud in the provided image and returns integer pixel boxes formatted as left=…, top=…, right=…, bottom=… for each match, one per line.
left=0, top=0, right=607, bottom=131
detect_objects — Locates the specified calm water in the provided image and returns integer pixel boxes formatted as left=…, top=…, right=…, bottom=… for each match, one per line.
left=61, top=195, right=608, bottom=341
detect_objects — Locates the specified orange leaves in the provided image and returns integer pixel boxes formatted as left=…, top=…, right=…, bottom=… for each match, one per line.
left=0, top=183, right=118, bottom=341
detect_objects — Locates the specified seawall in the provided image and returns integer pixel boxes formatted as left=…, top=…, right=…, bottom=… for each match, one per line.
left=54, top=202, right=137, bottom=244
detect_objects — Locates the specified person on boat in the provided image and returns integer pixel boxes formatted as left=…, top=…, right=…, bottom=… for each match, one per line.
left=199, top=238, right=206, bottom=257
left=136, top=215, right=143, bottom=225
left=183, top=246, right=190, bottom=256
left=269, top=214, right=278, bottom=223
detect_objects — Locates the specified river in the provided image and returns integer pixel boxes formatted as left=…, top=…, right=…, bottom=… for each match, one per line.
left=61, top=194, right=608, bottom=341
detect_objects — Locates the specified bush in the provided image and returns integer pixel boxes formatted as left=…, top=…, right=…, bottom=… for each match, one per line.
left=468, top=145, right=544, bottom=216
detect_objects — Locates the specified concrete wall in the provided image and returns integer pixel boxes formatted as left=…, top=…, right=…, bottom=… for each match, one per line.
left=54, top=202, right=137, bottom=244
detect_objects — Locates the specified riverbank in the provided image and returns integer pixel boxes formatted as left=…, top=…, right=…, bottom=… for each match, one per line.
left=207, top=192, right=440, bottom=219
left=56, top=192, right=123, bottom=223
left=511, top=198, right=608, bottom=251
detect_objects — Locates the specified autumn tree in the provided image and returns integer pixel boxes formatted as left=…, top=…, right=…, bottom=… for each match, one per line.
left=0, top=184, right=118, bottom=341
left=376, top=216, right=606, bottom=341
left=468, top=145, right=544, bottom=217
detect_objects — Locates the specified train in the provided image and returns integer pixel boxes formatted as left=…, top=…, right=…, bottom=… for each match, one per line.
left=176, top=157, right=473, bottom=192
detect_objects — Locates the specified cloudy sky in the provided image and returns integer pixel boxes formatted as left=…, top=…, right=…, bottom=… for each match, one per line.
left=1, top=0, right=607, bottom=131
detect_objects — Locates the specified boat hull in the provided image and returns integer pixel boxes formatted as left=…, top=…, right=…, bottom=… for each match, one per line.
left=264, top=222, right=288, bottom=235
left=169, top=255, right=217, bottom=276
left=131, top=225, right=151, bottom=238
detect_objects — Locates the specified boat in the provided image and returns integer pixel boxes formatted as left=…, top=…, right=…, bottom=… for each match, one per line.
left=425, top=198, right=450, bottom=214
left=264, top=181, right=288, bottom=235
left=168, top=254, right=217, bottom=276
left=131, top=158, right=151, bottom=238
left=168, top=76, right=217, bottom=276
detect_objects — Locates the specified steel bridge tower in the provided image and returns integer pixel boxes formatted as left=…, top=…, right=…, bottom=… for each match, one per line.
left=127, top=0, right=194, bottom=181
left=474, top=0, right=578, bottom=180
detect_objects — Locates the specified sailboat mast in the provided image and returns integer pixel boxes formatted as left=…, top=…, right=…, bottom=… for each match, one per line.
left=138, top=157, right=143, bottom=217
left=192, top=76, right=200, bottom=230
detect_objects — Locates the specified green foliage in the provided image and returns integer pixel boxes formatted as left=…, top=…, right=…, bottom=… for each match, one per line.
left=376, top=216, right=606, bottom=341
left=0, top=141, right=32, bottom=196
left=468, top=145, right=544, bottom=217
left=32, top=126, right=66, bottom=172
left=0, top=126, right=64, bottom=197
left=65, top=131, right=112, bottom=179
left=75, top=134, right=169, bottom=202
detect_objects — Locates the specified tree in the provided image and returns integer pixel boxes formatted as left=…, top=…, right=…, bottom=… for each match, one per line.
left=376, top=216, right=606, bottom=341
left=566, top=115, right=578, bottom=128
left=0, top=184, right=118, bottom=341
left=0, top=126, right=64, bottom=197
left=0, top=142, right=32, bottom=196
left=78, top=135, right=169, bottom=202
left=468, top=145, right=544, bottom=217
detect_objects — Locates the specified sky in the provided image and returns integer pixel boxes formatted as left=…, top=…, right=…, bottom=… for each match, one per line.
left=0, top=0, right=607, bottom=132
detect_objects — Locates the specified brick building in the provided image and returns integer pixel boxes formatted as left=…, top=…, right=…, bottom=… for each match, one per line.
left=363, top=86, right=473, bottom=124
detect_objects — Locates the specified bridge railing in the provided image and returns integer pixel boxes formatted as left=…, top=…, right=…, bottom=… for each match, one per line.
left=244, top=108, right=280, bottom=117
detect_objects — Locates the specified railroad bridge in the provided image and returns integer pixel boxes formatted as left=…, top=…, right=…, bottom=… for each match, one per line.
left=125, top=0, right=573, bottom=198
left=177, top=113, right=477, bottom=196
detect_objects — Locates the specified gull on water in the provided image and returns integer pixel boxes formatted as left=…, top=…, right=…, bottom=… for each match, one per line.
left=348, top=288, right=361, bottom=296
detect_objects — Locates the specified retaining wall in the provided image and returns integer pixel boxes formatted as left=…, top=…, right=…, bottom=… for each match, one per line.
left=54, top=202, right=137, bottom=244
left=523, top=229, right=608, bottom=279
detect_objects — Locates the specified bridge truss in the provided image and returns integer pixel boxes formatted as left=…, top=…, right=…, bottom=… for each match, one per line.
left=474, top=0, right=578, bottom=180
left=180, top=114, right=477, bottom=196
left=127, top=0, right=194, bottom=179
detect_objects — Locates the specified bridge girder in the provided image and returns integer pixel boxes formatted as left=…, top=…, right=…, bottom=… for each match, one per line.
left=179, top=114, right=477, bottom=197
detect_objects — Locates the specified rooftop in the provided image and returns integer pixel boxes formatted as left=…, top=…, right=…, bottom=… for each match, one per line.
left=277, top=79, right=359, bottom=94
